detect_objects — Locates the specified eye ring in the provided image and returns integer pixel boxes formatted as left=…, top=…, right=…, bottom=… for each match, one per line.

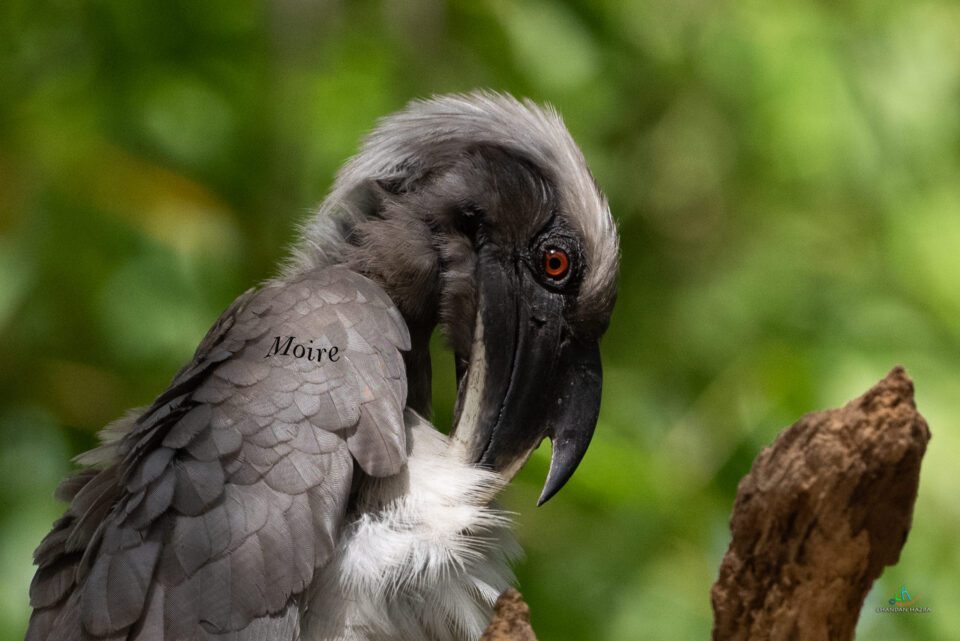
left=543, top=247, right=570, bottom=279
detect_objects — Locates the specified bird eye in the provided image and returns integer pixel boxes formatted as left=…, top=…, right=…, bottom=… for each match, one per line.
left=543, top=247, right=570, bottom=279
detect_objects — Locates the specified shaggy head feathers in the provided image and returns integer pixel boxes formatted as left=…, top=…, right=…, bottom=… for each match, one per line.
left=289, top=90, right=619, bottom=339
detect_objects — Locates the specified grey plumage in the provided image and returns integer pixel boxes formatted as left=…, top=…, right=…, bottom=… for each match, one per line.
left=28, top=268, right=408, bottom=641
left=26, top=91, right=619, bottom=641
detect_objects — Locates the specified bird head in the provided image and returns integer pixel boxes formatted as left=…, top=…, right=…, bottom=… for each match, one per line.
left=292, top=92, right=619, bottom=504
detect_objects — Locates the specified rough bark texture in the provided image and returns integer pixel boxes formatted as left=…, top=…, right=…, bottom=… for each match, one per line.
left=482, top=367, right=930, bottom=641
left=710, top=366, right=930, bottom=641
left=481, top=589, right=538, bottom=641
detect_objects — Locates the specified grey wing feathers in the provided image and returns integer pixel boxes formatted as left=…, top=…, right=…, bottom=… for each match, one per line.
left=26, top=266, right=410, bottom=641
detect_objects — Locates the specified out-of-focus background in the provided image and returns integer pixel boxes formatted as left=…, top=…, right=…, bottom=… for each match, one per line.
left=1, top=1, right=958, bottom=639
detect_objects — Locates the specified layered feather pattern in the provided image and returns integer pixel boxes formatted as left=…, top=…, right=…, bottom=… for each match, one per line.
left=26, top=266, right=410, bottom=641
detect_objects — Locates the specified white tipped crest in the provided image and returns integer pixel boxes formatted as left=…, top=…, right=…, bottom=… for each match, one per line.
left=293, top=90, right=618, bottom=318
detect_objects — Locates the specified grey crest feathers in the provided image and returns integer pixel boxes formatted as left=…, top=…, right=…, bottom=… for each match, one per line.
left=287, top=91, right=619, bottom=328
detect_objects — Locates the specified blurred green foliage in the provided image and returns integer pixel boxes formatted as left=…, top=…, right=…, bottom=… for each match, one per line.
left=1, top=0, right=958, bottom=639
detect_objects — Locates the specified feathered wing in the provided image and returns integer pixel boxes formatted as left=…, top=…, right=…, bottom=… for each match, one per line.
left=26, top=266, right=410, bottom=641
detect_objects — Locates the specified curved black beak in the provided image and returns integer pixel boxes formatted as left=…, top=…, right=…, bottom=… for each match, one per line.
left=452, top=245, right=603, bottom=505
left=535, top=340, right=602, bottom=505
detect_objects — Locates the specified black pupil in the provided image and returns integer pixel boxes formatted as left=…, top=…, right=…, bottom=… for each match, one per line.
left=548, top=254, right=563, bottom=272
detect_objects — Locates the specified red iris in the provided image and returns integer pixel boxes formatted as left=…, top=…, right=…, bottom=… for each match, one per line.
left=543, top=248, right=570, bottom=279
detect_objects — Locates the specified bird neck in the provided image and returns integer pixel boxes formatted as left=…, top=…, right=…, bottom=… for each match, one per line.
left=280, top=196, right=443, bottom=419
left=401, top=324, right=434, bottom=418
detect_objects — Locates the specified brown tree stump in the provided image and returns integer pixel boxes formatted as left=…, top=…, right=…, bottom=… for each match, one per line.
left=710, top=367, right=930, bottom=640
left=482, top=367, right=930, bottom=641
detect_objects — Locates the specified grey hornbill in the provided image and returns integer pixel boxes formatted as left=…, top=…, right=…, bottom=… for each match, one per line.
left=25, top=92, right=619, bottom=641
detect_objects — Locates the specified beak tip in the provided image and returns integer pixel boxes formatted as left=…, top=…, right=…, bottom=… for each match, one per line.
left=535, top=491, right=550, bottom=508
left=535, top=464, right=567, bottom=507
left=536, top=421, right=596, bottom=507
left=535, top=491, right=558, bottom=507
